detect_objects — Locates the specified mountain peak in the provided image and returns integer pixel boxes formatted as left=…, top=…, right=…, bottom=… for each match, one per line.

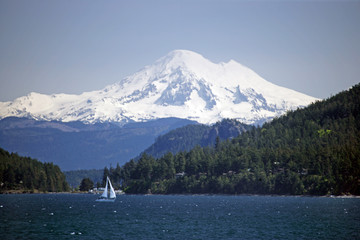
left=0, top=50, right=319, bottom=125
left=167, top=49, right=200, bottom=57
left=153, top=50, right=212, bottom=73
left=164, top=49, right=205, bottom=60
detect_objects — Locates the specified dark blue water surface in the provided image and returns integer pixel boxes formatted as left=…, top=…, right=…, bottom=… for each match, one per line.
left=0, top=194, right=359, bottom=239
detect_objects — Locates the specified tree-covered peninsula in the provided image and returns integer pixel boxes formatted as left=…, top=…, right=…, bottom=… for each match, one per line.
left=0, top=148, right=69, bottom=193
left=105, top=84, right=360, bottom=196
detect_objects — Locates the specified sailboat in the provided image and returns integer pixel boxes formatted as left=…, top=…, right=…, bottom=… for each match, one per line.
left=96, top=176, right=116, bottom=202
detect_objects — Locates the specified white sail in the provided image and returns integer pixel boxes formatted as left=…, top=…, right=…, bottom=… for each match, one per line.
left=96, top=176, right=116, bottom=202
left=108, top=177, right=116, bottom=199
left=101, top=178, right=108, bottom=198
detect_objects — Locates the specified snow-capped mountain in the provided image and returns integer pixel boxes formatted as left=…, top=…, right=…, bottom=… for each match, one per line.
left=0, top=50, right=318, bottom=125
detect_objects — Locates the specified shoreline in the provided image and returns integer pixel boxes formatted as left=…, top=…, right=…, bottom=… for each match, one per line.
left=1, top=190, right=360, bottom=198
left=0, top=190, right=88, bottom=194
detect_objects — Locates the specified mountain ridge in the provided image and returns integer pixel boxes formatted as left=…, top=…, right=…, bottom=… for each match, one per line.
left=140, top=118, right=251, bottom=160
left=0, top=117, right=196, bottom=170
left=0, top=50, right=318, bottom=125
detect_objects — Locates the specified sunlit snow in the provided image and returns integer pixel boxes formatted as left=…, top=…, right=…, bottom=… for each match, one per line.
left=0, top=50, right=319, bottom=125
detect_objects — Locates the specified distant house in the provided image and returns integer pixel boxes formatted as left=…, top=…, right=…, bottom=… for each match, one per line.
left=301, top=168, right=308, bottom=175
left=222, top=171, right=236, bottom=176
left=175, top=172, right=185, bottom=179
left=115, top=190, right=125, bottom=195
left=89, top=187, right=105, bottom=194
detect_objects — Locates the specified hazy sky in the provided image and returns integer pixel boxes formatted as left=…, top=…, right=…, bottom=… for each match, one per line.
left=1, top=0, right=359, bottom=101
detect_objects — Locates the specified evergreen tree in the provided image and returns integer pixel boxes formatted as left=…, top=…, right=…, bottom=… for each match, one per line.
left=79, top=178, right=94, bottom=191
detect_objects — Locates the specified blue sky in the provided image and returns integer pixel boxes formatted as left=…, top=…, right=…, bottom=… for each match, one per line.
left=1, top=0, right=359, bottom=101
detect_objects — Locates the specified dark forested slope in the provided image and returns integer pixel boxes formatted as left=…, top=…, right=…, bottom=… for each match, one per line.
left=64, top=169, right=103, bottom=188
left=142, top=119, right=251, bottom=159
left=107, top=84, right=360, bottom=195
left=0, top=148, right=69, bottom=192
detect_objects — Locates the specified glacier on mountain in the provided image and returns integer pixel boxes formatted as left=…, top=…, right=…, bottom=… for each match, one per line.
left=0, top=50, right=319, bottom=125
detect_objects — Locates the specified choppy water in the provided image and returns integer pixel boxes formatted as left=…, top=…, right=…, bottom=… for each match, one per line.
left=0, top=194, right=359, bottom=239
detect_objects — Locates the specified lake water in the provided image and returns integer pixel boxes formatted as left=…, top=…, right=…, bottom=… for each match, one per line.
left=0, top=194, right=359, bottom=239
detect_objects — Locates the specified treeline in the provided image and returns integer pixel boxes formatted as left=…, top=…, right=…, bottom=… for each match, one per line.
left=0, top=148, right=69, bottom=193
left=105, top=84, right=360, bottom=195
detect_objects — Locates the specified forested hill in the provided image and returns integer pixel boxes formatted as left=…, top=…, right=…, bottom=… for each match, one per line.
left=64, top=169, right=103, bottom=188
left=0, top=148, right=69, bottom=193
left=141, top=119, right=251, bottom=159
left=109, top=84, right=360, bottom=195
